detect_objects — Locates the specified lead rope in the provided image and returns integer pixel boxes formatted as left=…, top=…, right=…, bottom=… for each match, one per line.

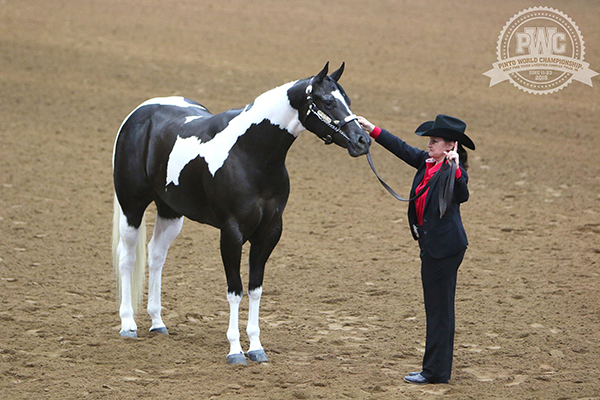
left=366, top=150, right=455, bottom=204
left=366, top=151, right=434, bottom=202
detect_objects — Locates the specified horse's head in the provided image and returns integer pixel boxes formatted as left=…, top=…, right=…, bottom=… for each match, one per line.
left=290, top=62, right=371, bottom=157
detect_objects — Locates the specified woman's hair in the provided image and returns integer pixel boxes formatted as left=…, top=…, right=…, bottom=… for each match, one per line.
left=457, top=143, right=469, bottom=170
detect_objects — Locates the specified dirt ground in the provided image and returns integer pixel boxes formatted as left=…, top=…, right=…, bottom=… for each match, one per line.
left=1, top=0, right=599, bottom=399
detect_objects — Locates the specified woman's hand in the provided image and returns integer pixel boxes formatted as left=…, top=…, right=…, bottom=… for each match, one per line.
left=356, top=116, right=375, bottom=134
left=444, top=142, right=460, bottom=164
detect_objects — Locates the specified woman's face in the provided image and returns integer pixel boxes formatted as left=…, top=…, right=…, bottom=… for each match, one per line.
left=427, top=137, right=454, bottom=162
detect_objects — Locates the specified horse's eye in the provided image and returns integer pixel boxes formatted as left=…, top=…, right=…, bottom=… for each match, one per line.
left=323, top=99, right=336, bottom=110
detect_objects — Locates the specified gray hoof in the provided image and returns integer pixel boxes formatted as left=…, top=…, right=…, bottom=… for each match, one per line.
left=150, top=327, right=169, bottom=335
left=248, top=349, right=268, bottom=363
left=120, top=330, right=138, bottom=338
left=227, top=353, right=247, bottom=365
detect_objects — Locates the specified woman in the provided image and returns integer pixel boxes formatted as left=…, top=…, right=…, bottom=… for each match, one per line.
left=357, top=114, right=475, bottom=384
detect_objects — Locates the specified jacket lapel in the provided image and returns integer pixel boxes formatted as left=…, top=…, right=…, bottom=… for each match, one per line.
left=422, top=163, right=446, bottom=216
left=410, top=167, right=426, bottom=198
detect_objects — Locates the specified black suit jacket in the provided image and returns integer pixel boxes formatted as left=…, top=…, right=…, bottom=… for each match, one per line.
left=376, top=129, right=469, bottom=259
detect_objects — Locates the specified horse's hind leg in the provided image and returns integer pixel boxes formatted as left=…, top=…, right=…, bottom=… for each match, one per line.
left=114, top=119, right=155, bottom=337
left=116, top=202, right=149, bottom=338
left=147, top=206, right=183, bottom=334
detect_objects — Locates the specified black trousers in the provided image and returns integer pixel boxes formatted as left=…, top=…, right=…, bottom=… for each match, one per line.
left=419, top=249, right=465, bottom=383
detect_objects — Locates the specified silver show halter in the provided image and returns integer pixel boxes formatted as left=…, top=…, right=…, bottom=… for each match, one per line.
left=305, top=83, right=357, bottom=144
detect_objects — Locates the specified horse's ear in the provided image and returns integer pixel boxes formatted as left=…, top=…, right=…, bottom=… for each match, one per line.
left=330, top=62, right=345, bottom=82
left=314, top=62, right=329, bottom=83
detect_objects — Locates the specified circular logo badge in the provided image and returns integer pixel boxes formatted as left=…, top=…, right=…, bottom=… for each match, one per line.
left=484, top=7, right=598, bottom=94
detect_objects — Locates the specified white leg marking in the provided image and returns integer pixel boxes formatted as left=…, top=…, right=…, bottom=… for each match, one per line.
left=118, top=216, right=141, bottom=334
left=147, top=216, right=183, bottom=331
left=247, top=287, right=263, bottom=352
left=227, top=292, right=244, bottom=356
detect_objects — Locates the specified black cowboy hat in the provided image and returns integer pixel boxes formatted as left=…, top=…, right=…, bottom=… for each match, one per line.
left=414, top=114, right=475, bottom=150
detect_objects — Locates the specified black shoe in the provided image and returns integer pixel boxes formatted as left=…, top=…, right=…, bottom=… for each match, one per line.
left=404, top=373, right=429, bottom=384
left=408, top=371, right=422, bottom=376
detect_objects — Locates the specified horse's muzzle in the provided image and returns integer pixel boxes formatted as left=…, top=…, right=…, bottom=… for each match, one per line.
left=346, top=129, right=371, bottom=157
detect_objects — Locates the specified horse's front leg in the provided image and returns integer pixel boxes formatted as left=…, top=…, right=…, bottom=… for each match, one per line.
left=246, top=218, right=283, bottom=363
left=246, top=287, right=267, bottom=362
left=220, top=222, right=246, bottom=365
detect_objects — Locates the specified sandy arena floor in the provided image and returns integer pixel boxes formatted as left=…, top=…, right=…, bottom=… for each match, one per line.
left=1, top=1, right=599, bottom=399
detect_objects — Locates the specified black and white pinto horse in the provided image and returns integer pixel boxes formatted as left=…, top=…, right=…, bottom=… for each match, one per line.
left=112, top=63, right=370, bottom=364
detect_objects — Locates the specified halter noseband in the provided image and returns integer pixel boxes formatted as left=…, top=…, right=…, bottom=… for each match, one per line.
left=305, top=84, right=358, bottom=145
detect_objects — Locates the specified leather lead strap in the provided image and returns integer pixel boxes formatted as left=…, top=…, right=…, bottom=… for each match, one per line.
left=366, top=151, right=434, bottom=202
left=438, top=160, right=457, bottom=217
left=367, top=151, right=456, bottom=218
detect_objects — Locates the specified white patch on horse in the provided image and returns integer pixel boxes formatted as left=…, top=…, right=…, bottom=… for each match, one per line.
left=331, top=90, right=350, bottom=113
left=226, top=292, right=244, bottom=356
left=113, top=97, right=206, bottom=168
left=332, top=89, right=360, bottom=128
left=143, top=96, right=206, bottom=110
left=247, top=287, right=263, bottom=352
left=184, top=116, right=203, bottom=124
left=166, top=136, right=203, bottom=186
left=165, top=81, right=304, bottom=184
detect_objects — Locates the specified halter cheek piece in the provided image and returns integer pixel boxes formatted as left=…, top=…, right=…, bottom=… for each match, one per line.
left=305, top=84, right=358, bottom=145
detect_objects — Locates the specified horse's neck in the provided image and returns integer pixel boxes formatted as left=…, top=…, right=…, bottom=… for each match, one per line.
left=244, top=81, right=305, bottom=137
left=226, top=81, right=304, bottom=160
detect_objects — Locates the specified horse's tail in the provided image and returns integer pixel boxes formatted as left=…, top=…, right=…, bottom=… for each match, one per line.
left=112, top=193, right=146, bottom=314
